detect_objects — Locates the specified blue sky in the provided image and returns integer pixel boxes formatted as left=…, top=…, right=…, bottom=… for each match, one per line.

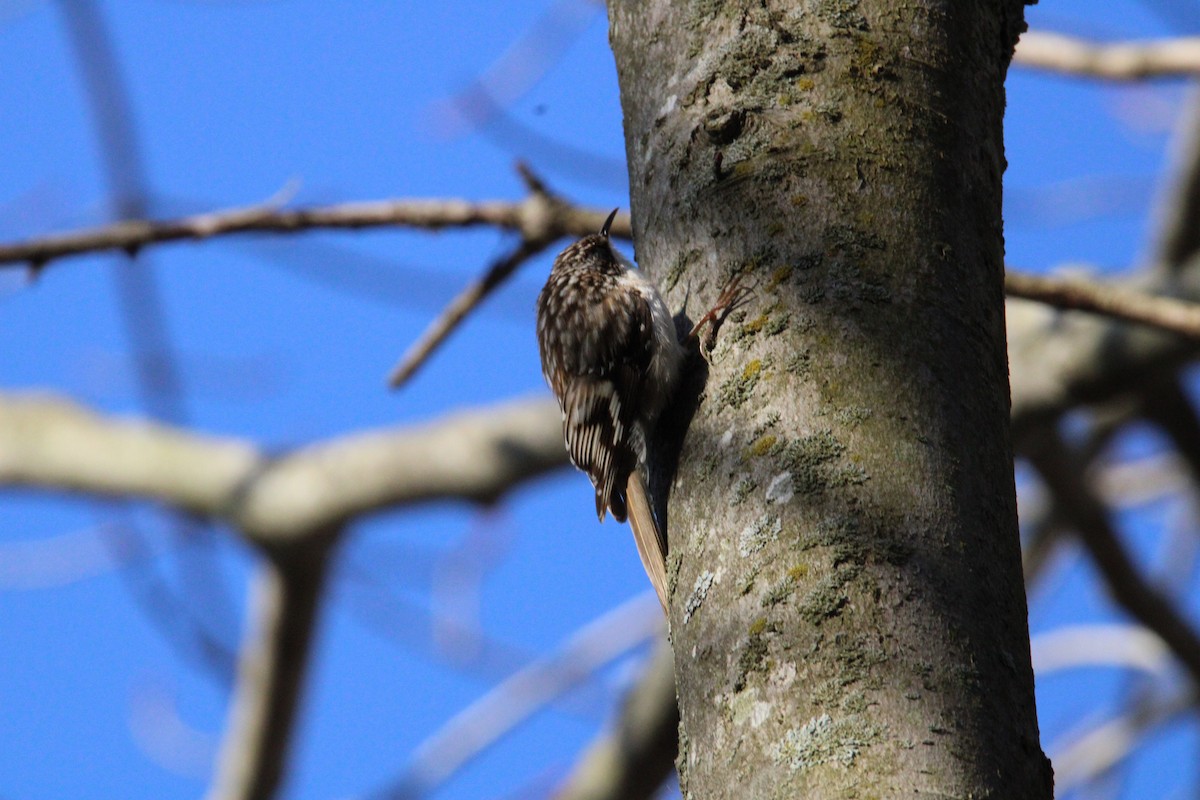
left=0, top=1, right=1195, bottom=798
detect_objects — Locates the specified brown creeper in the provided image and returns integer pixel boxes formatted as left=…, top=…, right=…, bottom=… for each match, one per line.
left=536, top=209, right=683, bottom=611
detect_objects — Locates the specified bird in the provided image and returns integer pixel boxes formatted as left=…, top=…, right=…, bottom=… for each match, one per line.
left=535, top=208, right=683, bottom=612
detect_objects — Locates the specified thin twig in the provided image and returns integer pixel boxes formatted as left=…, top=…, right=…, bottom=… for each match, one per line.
left=1005, top=269, right=1200, bottom=339
left=385, top=166, right=628, bottom=388
left=386, top=237, right=549, bottom=388
left=1015, top=31, right=1200, bottom=80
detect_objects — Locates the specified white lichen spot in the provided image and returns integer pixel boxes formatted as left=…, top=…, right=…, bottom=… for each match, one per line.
left=738, top=515, right=781, bottom=558
left=684, top=570, right=715, bottom=624
left=719, top=428, right=734, bottom=448
left=770, top=714, right=869, bottom=771
left=765, top=471, right=794, bottom=504
left=657, top=94, right=678, bottom=119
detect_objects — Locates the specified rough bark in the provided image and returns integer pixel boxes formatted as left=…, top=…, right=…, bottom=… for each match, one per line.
left=608, top=1, right=1052, bottom=797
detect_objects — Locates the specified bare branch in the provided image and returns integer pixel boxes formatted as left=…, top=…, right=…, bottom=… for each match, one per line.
left=1014, top=31, right=1200, bottom=80
left=553, top=642, right=678, bottom=800
left=207, top=545, right=330, bottom=800
left=58, top=0, right=241, bottom=684
left=0, top=184, right=629, bottom=271
left=1026, top=433, right=1200, bottom=686
left=1005, top=269, right=1200, bottom=339
left=0, top=392, right=566, bottom=545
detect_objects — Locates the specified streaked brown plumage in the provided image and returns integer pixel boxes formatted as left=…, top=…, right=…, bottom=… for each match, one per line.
left=535, top=210, right=682, bottom=611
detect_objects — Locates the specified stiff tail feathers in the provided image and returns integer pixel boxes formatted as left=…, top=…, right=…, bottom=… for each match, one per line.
left=626, top=471, right=669, bottom=613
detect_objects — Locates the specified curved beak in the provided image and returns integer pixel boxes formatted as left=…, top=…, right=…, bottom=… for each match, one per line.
left=600, top=208, right=619, bottom=238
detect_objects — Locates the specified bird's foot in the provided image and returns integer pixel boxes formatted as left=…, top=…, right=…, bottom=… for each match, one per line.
left=688, top=273, right=754, bottom=355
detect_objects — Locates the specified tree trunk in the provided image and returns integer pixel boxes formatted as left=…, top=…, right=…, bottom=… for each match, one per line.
left=608, top=1, right=1053, bottom=797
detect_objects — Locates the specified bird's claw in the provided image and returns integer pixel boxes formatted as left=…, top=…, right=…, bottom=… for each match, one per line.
left=689, top=273, right=755, bottom=356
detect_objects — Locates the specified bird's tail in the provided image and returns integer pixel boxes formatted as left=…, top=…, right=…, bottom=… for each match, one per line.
left=626, top=470, right=669, bottom=614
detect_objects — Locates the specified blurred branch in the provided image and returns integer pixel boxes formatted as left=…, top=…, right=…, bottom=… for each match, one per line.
left=1006, top=268, right=1200, bottom=339
left=56, top=0, right=147, bottom=216
left=1021, top=447, right=1190, bottom=589
left=99, top=521, right=237, bottom=681
left=58, top=0, right=239, bottom=684
left=130, top=675, right=218, bottom=778
left=1139, top=375, right=1200, bottom=484
left=1006, top=94, right=1200, bottom=436
left=1020, top=503, right=1071, bottom=589
left=0, top=173, right=630, bottom=271
left=1006, top=280, right=1200, bottom=438
left=1026, top=432, right=1200, bottom=686
left=342, top=566, right=617, bottom=721
left=0, top=391, right=566, bottom=545
left=1152, top=89, right=1200, bottom=272
left=1100, top=455, right=1191, bottom=513
left=370, top=594, right=663, bottom=799
left=0, top=521, right=140, bottom=589
left=1006, top=93, right=1200, bottom=433
left=1020, top=409, right=1139, bottom=590
left=429, top=0, right=601, bottom=137
left=207, top=543, right=331, bottom=800
left=552, top=642, right=678, bottom=800
left=1015, top=31, right=1200, bottom=80
left=1051, top=689, right=1194, bottom=793
left=1030, top=624, right=1171, bottom=677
